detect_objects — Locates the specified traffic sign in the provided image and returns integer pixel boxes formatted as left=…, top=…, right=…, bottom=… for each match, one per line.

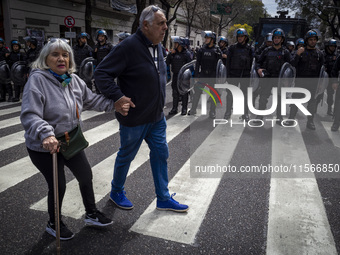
left=65, top=31, right=76, bottom=38
left=64, top=16, right=75, bottom=28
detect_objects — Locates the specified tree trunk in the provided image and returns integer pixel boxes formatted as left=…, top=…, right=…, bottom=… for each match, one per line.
left=132, top=0, right=147, bottom=34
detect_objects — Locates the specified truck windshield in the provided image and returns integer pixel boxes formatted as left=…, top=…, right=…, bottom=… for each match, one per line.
left=261, top=23, right=302, bottom=40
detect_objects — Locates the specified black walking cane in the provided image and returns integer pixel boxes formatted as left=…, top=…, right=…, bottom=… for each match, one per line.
left=53, top=152, right=61, bottom=255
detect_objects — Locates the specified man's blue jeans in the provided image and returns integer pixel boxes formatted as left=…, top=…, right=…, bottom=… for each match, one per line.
left=111, top=117, right=170, bottom=201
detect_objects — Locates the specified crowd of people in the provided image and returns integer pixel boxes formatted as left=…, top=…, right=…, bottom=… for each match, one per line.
left=0, top=3, right=338, bottom=241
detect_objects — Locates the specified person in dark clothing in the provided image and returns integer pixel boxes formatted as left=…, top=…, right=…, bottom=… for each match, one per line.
left=94, top=5, right=188, bottom=212
left=24, top=36, right=40, bottom=68
left=73, top=32, right=93, bottom=89
left=93, top=29, right=113, bottom=93
left=317, top=38, right=338, bottom=115
left=286, top=30, right=325, bottom=130
left=255, top=33, right=273, bottom=60
left=8, top=39, right=27, bottom=102
left=218, top=36, right=228, bottom=66
left=254, top=28, right=291, bottom=125
left=166, top=36, right=192, bottom=115
left=73, top=32, right=93, bottom=69
left=188, top=31, right=221, bottom=119
left=0, top=38, right=10, bottom=102
left=225, top=28, right=254, bottom=121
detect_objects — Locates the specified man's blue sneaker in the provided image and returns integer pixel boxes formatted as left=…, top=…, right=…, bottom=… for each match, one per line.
left=156, top=193, right=189, bottom=212
left=109, top=191, right=134, bottom=210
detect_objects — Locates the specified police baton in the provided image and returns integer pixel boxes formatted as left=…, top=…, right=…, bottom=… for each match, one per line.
left=52, top=152, right=61, bottom=255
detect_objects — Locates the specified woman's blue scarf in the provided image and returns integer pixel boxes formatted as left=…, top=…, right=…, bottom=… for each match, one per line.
left=49, top=69, right=72, bottom=87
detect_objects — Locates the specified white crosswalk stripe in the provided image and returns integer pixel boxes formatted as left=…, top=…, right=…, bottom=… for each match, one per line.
left=268, top=124, right=337, bottom=254
left=0, top=101, right=339, bottom=252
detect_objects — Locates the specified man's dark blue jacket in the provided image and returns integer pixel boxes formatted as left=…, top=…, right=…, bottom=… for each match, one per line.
left=94, top=28, right=166, bottom=127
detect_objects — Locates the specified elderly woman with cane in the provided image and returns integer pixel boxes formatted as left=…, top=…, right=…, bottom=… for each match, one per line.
left=20, top=38, right=114, bottom=240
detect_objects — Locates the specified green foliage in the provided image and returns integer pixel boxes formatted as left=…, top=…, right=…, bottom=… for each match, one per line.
left=229, top=24, right=253, bottom=38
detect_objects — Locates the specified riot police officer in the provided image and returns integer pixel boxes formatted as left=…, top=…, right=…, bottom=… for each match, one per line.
left=255, top=28, right=291, bottom=125
left=94, top=29, right=113, bottom=65
left=8, top=39, right=26, bottom=102
left=73, top=32, right=93, bottom=69
left=73, top=32, right=94, bottom=89
left=318, top=38, right=338, bottom=115
left=166, top=36, right=192, bottom=115
left=94, top=29, right=112, bottom=93
left=188, top=31, right=221, bottom=119
left=218, top=36, right=228, bottom=66
left=255, top=33, right=273, bottom=60
left=0, top=38, right=10, bottom=102
left=286, top=30, right=325, bottom=130
left=24, top=36, right=40, bottom=68
left=225, top=28, right=254, bottom=121
left=286, top=41, right=295, bottom=53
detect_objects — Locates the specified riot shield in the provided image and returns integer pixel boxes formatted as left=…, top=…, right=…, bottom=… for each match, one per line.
left=249, top=58, right=260, bottom=91
left=79, top=57, right=96, bottom=83
left=216, top=59, right=227, bottom=84
left=0, top=60, right=11, bottom=84
left=10, top=61, right=27, bottom=86
left=277, top=62, right=296, bottom=96
left=177, top=60, right=196, bottom=95
left=315, top=65, right=329, bottom=99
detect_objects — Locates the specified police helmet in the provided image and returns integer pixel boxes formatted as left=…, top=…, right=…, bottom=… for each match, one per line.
left=286, top=41, right=295, bottom=47
left=24, top=36, right=38, bottom=47
left=171, top=36, right=186, bottom=47
left=96, top=29, right=108, bottom=40
left=218, top=36, right=228, bottom=46
left=235, top=28, right=249, bottom=43
left=295, top=38, right=304, bottom=46
left=201, top=31, right=216, bottom=43
left=305, top=30, right=318, bottom=41
left=265, top=33, right=273, bottom=42
left=324, top=38, right=337, bottom=47
left=0, top=38, right=4, bottom=44
left=77, top=32, right=90, bottom=41
left=11, top=40, right=21, bottom=49
left=116, top=32, right=131, bottom=40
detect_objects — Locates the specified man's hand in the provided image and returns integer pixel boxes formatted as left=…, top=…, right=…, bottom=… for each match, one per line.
left=257, top=68, right=264, bottom=77
left=114, top=96, right=136, bottom=116
left=296, top=47, right=305, bottom=56
left=222, top=54, right=227, bottom=59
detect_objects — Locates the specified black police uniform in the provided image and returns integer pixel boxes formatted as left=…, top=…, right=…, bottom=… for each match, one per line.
left=189, top=44, right=221, bottom=118
left=320, top=48, right=338, bottom=114
left=255, top=46, right=291, bottom=120
left=73, top=43, right=93, bottom=68
left=289, top=48, right=325, bottom=128
left=0, top=45, right=10, bottom=101
left=225, top=42, right=253, bottom=119
left=166, top=48, right=192, bottom=115
left=7, top=48, right=26, bottom=102
left=94, top=42, right=113, bottom=65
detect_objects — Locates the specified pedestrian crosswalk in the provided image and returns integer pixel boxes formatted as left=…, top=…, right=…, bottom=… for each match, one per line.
left=0, top=100, right=340, bottom=254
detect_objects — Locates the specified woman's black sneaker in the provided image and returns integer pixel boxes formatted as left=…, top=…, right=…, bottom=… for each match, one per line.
left=84, top=210, right=113, bottom=227
left=46, top=221, right=74, bottom=240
